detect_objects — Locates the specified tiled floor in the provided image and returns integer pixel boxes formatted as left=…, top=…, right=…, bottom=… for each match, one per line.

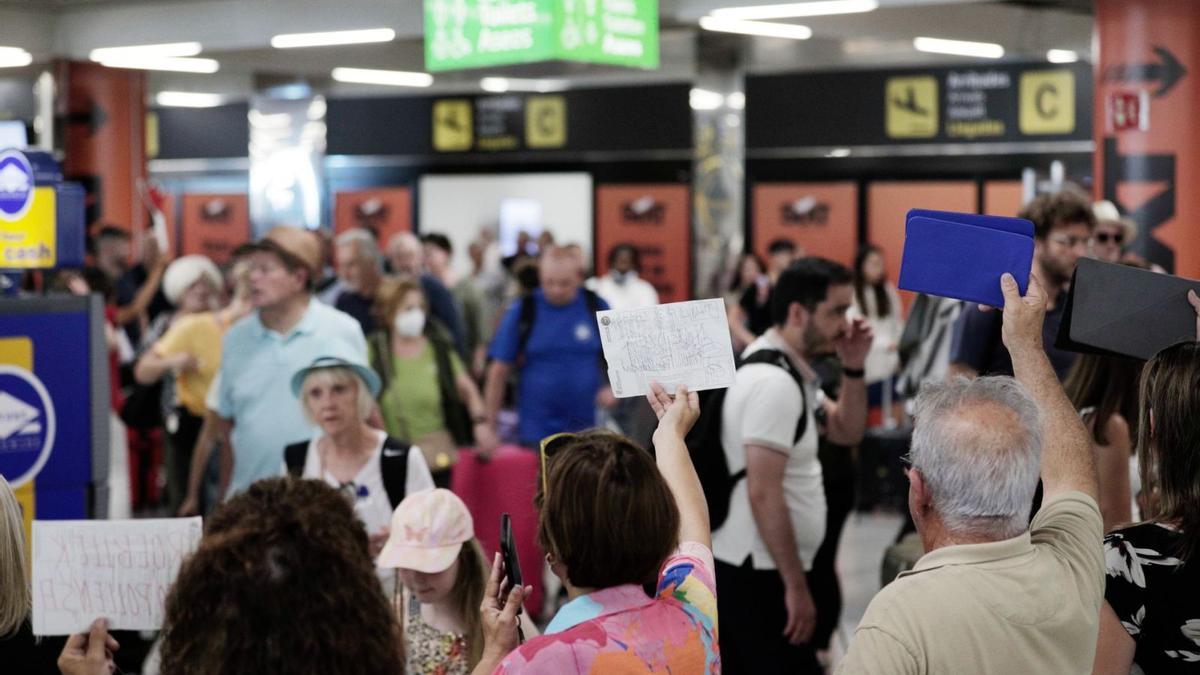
left=827, top=509, right=906, bottom=666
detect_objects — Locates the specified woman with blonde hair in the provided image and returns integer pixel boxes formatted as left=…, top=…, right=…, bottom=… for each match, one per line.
left=1, top=475, right=81, bottom=671
left=379, top=488, right=535, bottom=674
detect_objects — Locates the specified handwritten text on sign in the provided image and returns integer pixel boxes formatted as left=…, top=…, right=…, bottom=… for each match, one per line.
left=598, top=299, right=737, bottom=399
left=32, top=518, right=202, bottom=635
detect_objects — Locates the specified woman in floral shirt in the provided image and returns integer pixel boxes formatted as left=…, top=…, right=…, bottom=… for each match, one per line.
left=474, top=383, right=719, bottom=674
left=1094, top=339, right=1200, bottom=673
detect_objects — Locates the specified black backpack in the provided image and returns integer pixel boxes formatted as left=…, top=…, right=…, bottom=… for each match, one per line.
left=687, top=348, right=809, bottom=530
left=284, top=436, right=412, bottom=508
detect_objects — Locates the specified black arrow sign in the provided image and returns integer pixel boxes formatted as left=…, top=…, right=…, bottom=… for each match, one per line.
left=1103, top=46, right=1188, bottom=98
left=63, top=101, right=109, bottom=136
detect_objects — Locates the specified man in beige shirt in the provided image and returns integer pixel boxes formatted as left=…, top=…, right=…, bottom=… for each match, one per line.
left=838, top=273, right=1104, bottom=674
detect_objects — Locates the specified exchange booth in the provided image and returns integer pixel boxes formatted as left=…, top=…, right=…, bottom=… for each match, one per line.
left=0, top=148, right=108, bottom=547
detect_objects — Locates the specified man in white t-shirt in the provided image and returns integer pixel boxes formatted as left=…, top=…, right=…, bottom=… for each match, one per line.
left=715, top=257, right=872, bottom=674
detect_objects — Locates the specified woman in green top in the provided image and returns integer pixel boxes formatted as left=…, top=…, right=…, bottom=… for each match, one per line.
left=372, top=277, right=499, bottom=488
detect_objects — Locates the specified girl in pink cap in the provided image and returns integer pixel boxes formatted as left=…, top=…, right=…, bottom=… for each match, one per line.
left=379, top=488, right=537, bottom=675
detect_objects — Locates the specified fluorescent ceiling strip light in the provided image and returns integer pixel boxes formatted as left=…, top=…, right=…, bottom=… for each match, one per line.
left=1047, top=49, right=1079, bottom=64
left=98, top=57, right=219, bottom=73
left=89, top=41, right=201, bottom=61
left=480, top=77, right=567, bottom=93
left=690, top=88, right=725, bottom=110
left=699, top=16, right=812, bottom=40
left=712, top=0, right=877, bottom=20
left=0, top=47, right=31, bottom=68
left=272, top=28, right=396, bottom=49
left=155, top=91, right=225, bottom=108
left=331, top=67, right=433, bottom=87
left=913, top=36, right=1004, bottom=59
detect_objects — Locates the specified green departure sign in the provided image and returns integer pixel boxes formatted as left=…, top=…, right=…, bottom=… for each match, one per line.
left=424, top=0, right=659, bottom=72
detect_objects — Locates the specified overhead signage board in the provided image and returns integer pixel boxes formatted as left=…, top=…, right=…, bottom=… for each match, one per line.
left=747, top=61, right=1092, bottom=149
left=424, top=0, right=658, bottom=71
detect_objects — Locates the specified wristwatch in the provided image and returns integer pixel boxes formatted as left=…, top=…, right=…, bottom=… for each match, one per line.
left=842, top=367, right=866, bottom=379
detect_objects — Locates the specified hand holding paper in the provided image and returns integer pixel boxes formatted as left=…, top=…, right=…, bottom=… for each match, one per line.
left=597, top=299, right=737, bottom=398
left=33, top=517, right=203, bottom=635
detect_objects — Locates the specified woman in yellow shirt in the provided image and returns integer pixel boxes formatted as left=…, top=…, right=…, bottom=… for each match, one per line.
left=135, top=256, right=251, bottom=512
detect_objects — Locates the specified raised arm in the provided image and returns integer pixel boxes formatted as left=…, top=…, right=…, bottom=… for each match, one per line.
left=823, top=316, right=872, bottom=446
left=646, top=383, right=707, bottom=547
left=999, top=273, right=1098, bottom=502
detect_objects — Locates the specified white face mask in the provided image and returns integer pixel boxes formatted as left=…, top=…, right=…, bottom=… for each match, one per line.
left=393, top=308, right=426, bottom=337
left=611, top=270, right=635, bottom=285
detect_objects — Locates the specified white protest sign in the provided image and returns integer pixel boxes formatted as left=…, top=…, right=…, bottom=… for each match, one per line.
left=32, top=517, right=202, bottom=635
left=597, top=298, right=737, bottom=399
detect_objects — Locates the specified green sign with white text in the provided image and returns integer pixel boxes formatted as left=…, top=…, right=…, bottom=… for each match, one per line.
left=424, top=0, right=658, bottom=71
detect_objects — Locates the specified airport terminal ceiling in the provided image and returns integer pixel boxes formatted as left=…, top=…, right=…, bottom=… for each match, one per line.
left=0, top=0, right=1094, bottom=101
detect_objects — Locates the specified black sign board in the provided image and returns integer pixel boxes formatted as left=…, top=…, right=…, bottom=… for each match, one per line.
left=746, top=61, right=1093, bottom=150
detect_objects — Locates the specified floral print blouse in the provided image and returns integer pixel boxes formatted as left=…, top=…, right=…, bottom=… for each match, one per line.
left=403, top=593, right=470, bottom=675
left=1105, top=522, right=1200, bottom=671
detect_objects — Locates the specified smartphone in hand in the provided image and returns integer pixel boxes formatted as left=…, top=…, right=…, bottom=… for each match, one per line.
left=499, top=513, right=526, bottom=643
left=500, top=513, right=523, bottom=588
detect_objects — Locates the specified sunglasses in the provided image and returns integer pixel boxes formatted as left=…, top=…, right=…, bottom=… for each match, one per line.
left=1093, top=232, right=1125, bottom=245
left=538, top=432, right=579, bottom=496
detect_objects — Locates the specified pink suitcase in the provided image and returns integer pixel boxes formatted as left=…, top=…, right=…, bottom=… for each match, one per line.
left=451, top=445, right=545, bottom=620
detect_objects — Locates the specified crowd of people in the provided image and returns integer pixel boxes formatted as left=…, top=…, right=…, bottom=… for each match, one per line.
left=1, top=185, right=1199, bottom=675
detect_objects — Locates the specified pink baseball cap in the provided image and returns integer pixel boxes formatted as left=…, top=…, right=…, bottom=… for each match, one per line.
left=377, top=489, right=474, bottom=573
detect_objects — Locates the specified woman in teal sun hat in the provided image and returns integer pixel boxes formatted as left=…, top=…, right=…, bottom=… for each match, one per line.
left=284, top=355, right=436, bottom=592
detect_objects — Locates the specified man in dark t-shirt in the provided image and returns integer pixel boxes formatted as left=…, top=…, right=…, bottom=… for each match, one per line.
left=949, top=188, right=1095, bottom=380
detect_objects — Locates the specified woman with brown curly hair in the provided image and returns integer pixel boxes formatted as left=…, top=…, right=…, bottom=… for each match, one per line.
left=158, top=477, right=404, bottom=674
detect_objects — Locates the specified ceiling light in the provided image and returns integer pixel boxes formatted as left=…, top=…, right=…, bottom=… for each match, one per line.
left=712, top=0, right=876, bottom=21
left=913, top=36, right=1004, bottom=59
left=480, top=77, right=567, bottom=93
left=0, top=47, right=32, bottom=69
left=726, top=92, right=746, bottom=109
left=272, top=28, right=395, bottom=49
left=1047, top=49, right=1079, bottom=64
left=690, top=88, right=725, bottom=111
left=827, top=147, right=851, bottom=157
left=89, top=42, right=202, bottom=61
left=155, top=91, right=224, bottom=108
left=98, top=57, right=220, bottom=73
left=699, top=16, right=813, bottom=40
left=331, top=67, right=433, bottom=87
left=480, top=77, right=510, bottom=93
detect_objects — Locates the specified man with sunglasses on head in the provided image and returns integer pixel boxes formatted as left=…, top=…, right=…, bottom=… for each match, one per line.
left=948, top=187, right=1096, bottom=381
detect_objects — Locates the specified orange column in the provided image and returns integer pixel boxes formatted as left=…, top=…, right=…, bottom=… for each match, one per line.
left=1095, top=0, right=1200, bottom=278
left=58, top=61, right=148, bottom=241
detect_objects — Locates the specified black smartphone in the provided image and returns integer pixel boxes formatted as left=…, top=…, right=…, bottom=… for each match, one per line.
left=499, top=513, right=523, bottom=589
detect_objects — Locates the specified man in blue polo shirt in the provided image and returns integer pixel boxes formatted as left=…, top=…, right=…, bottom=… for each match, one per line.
left=217, top=226, right=366, bottom=497
left=483, top=246, right=614, bottom=448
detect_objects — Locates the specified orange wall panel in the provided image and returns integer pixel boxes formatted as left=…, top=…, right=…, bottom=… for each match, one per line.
left=867, top=181, right=978, bottom=311
left=983, top=181, right=1025, bottom=217
left=334, top=187, right=413, bottom=246
left=595, top=184, right=691, bottom=304
left=752, top=182, right=859, bottom=269
left=180, top=194, right=251, bottom=265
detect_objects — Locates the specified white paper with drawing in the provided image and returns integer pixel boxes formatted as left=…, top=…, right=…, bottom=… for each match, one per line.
left=598, top=299, right=737, bottom=398
left=32, top=517, right=203, bottom=635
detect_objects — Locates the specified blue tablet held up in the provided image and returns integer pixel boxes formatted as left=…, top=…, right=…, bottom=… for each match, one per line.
left=897, top=209, right=1035, bottom=308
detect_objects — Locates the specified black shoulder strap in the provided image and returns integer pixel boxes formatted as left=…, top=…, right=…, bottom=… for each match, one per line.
left=379, top=436, right=411, bottom=509
left=516, top=293, right=537, bottom=360
left=284, top=442, right=308, bottom=478
left=583, top=288, right=601, bottom=314
left=740, top=349, right=810, bottom=444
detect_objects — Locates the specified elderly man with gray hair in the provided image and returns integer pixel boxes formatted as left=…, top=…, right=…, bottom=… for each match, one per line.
left=332, top=228, right=387, bottom=333
left=838, top=273, right=1103, bottom=674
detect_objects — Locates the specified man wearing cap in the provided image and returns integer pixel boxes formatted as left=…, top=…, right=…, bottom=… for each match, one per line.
left=1090, top=200, right=1138, bottom=264
left=216, top=226, right=368, bottom=498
